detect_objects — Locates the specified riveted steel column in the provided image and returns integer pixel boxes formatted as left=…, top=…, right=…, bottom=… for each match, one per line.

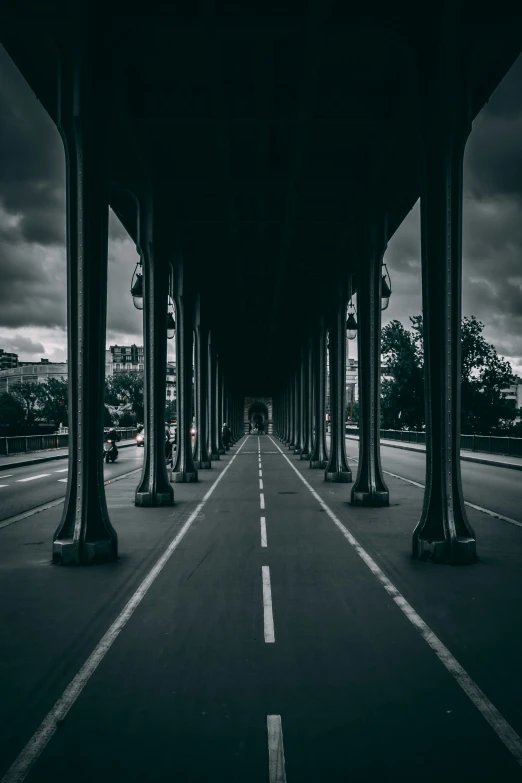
left=413, top=9, right=476, bottom=564
left=194, top=302, right=211, bottom=470
left=309, top=317, right=328, bottom=469
left=293, top=356, right=303, bottom=454
left=325, top=288, right=352, bottom=483
left=216, top=353, right=226, bottom=454
left=351, top=218, right=389, bottom=507
left=53, top=38, right=118, bottom=563
left=171, top=282, right=198, bottom=483
left=300, top=336, right=313, bottom=460
left=287, top=372, right=296, bottom=450
left=209, top=339, right=220, bottom=459
left=135, top=197, right=174, bottom=506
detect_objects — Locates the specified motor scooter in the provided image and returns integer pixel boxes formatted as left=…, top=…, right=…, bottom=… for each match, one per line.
left=103, top=439, right=118, bottom=463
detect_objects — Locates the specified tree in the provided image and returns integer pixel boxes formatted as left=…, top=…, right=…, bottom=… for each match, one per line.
left=380, top=314, right=516, bottom=435
left=38, top=377, right=68, bottom=425
left=11, top=381, right=47, bottom=428
left=380, top=318, right=424, bottom=430
left=165, top=399, right=177, bottom=422
left=0, top=392, right=26, bottom=432
left=105, top=373, right=144, bottom=421
left=459, top=316, right=516, bottom=434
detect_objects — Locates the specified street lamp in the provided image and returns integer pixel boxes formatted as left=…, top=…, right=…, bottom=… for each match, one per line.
left=381, top=263, right=392, bottom=311
left=130, top=258, right=144, bottom=310
left=346, top=302, right=357, bottom=340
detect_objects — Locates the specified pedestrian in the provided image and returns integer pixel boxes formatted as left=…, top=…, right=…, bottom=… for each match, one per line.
left=222, top=422, right=232, bottom=451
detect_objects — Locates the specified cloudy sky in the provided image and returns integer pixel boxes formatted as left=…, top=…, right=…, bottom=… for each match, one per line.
left=0, top=45, right=521, bottom=374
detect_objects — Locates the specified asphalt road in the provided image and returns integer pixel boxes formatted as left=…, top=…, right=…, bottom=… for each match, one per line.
left=1, top=435, right=521, bottom=782
left=344, top=439, right=522, bottom=525
left=0, top=444, right=144, bottom=522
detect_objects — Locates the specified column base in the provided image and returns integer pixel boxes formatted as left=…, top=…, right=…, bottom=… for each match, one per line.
left=52, top=538, right=116, bottom=565
left=194, top=460, right=211, bottom=469
left=135, top=490, right=174, bottom=507
left=413, top=536, right=477, bottom=565
left=351, top=488, right=389, bottom=507
left=171, top=470, right=199, bottom=483
left=299, top=451, right=310, bottom=460
left=218, top=447, right=226, bottom=454
left=211, top=452, right=220, bottom=460
left=293, top=447, right=302, bottom=455
left=325, top=470, right=352, bottom=483
left=310, top=460, right=327, bottom=469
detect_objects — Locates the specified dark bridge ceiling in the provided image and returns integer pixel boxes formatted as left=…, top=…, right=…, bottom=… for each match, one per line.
left=1, top=1, right=521, bottom=392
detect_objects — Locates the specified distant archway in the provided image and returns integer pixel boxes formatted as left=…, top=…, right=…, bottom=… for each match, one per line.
left=244, top=396, right=273, bottom=434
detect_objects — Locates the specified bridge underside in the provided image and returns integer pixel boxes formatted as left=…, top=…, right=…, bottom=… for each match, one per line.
left=0, top=2, right=520, bottom=562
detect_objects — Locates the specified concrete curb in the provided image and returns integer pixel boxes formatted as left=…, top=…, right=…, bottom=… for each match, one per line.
left=345, top=435, right=522, bottom=472
left=0, top=442, right=136, bottom=472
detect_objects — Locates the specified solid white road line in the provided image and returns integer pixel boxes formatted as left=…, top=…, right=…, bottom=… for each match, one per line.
left=268, top=436, right=522, bottom=767
left=54, top=468, right=68, bottom=473
left=261, top=516, right=267, bottom=548
left=260, top=479, right=264, bottom=490
left=17, top=474, right=51, bottom=482
left=0, top=437, right=249, bottom=783
left=260, top=493, right=265, bottom=510
left=349, top=455, right=522, bottom=529
left=267, top=715, right=287, bottom=783
left=262, top=566, right=275, bottom=643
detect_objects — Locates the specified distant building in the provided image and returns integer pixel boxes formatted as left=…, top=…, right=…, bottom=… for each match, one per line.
left=0, top=360, right=68, bottom=394
left=0, top=349, right=19, bottom=370
left=501, top=377, right=522, bottom=417
left=105, top=345, right=176, bottom=401
left=105, top=344, right=144, bottom=376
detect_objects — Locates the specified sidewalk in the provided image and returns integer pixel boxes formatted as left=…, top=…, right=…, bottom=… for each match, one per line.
left=346, top=434, right=522, bottom=472
left=0, top=439, right=137, bottom=471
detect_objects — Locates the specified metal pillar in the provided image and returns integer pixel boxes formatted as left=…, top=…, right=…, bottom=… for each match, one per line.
left=287, top=373, right=296, bottom=449
left=209, top=340, right=220, bottom=459
left=309, top=317, right=328, bottom=469
left=172, top=282, right=198, bottom=482
left=325, top=288, right=352, bottom=482
left=412, top=13, right=476, bottom=564
left=194, top=303, right=211, bottom=469
left=53, top=41, right=118, bottom=563
left=300, top=336, right=313, bottom=460
left=351, top=217, right=389, bottom=507
left=293, top=358, right=302, bottom=454
left=217, top=357, right=226, bottom=454
left=135, top=198, right=175, bottom=506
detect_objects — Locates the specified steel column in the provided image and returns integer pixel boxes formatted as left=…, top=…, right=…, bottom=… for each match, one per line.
left=53, top=40, right=119, bottom=563
left=412, top=11, right=476, bottom=564
left=325, top=289, right=352, bottom=482
left=309, top=317, right=328, bottom=469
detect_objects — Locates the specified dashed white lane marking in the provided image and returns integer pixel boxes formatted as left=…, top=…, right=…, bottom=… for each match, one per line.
left=348, top=455, right=522, bottom=529
left=260, top=479, right=264, bottom=490
left=57, top=479, right=67, bottom=483
left=17, top=474, right=51, bottom=482
left=261, top=516, right=267, bottom=548
left=269, top=436, right=522, bottom=767
left=262, top=566, right=275, bottom=643
left=260, top=493, right=265, bottom=510
left=259, top=469, right=263, bottom=477
left=0, top=475, right=13, bottom=478
left=54, top=468, right=68, bottom=473
left=0, top=485, right=8, bottom=488
left=267, top=715, right=287, bottom=782
left=0, top=437, right=249, bottom=783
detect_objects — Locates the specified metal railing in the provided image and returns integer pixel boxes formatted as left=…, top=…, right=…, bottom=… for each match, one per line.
left=345, top=426, right=522, bottom=458
left=0, top=428, right=138, bottom=457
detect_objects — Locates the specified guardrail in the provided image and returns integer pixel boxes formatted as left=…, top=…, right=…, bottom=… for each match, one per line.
left=0, top=428, right=138, bottom=457
left=345, top=426, right=522, bottom=458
